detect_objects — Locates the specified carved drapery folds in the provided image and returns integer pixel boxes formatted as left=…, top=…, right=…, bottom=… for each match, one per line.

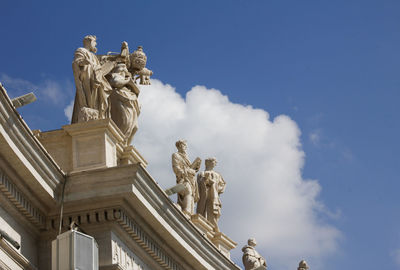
left=171, top=141, right=226, bottom=232
left=71, top=35, right=153, bottom=145
left=171, top=140, right=201, bottom=216
left=242, top=238, right=267, bottom=270
left=197, top=157, right=226, bottom=232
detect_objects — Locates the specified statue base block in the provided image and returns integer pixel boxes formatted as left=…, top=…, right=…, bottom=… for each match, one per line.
left=35, top=119, right=147, bottom=173
left=191, top=214, right=237, bottom=259
left=211, top=232, right=237, bottom=259
left=63, top=119, right=123, bottom=172
left=119, top=145, right=147, bottom=167
left=190, top=214, right=215, bottom=240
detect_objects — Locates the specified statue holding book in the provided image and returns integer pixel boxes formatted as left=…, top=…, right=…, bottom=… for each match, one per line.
left=172, top=140, right=201, bottom=215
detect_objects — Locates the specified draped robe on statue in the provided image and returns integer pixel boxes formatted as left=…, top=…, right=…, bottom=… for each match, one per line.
left=242, top=245, right=267, bottom=270
left=196, top=170, right=226, bottom=230
left=71, top=47, right=113, bottom=123
left=108, top=69, right=140, bottom=144
left=171, top=152, right=200, bottom=214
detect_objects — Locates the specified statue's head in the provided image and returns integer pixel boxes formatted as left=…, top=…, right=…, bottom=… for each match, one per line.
left=298, top=260, right=309, bottom=270
left=175, top=140, right=187, bottom=152
left=248, top=238, right=257, bottom=247
left=205, top=157, right=217, bottom=169
left=83, top=35, right=97, bottom=53
left=121, top=41, right=128, bottom=49
left=115, top=63, right=128, bottom=73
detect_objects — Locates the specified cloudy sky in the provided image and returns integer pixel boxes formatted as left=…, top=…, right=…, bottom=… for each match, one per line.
left=1, top=1, right=400, bottom=269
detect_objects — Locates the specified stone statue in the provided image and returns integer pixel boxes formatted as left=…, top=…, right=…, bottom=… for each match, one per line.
left=71, top=37, right=153, bottom=144
left=171, top=140, right=201, bottom=215
left=242, top=238, right=267, bottom=270
left=120, top=41, right=130, bottom=67
left=135, top=67, right=153, bottom=85
left=108, top=63, right=140, bottom=145
left=71, top=35, right=115, bottom=123
left=297, top=260, right=309, bottom=270
left=196, top=157, right=226, bottom=231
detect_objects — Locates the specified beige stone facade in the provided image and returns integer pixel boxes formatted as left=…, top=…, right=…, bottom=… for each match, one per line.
left=0, top=84, right=240, bottom=270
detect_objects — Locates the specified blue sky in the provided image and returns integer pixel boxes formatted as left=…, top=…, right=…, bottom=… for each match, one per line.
left=1, top=1, right=400, bottom=269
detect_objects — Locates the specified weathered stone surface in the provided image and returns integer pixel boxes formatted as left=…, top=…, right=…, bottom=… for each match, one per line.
left=242, top=238, right=267, bottom=270
left=72, top=35, right=113, bottom=124
left=36, top=119, right=147, bottom=174
left=171, top=140, right=201, bottom=216
left=298, top=260, right=309, bottom=270
left=71, top=36, right=153, bottom=145
left=197, top=157, right=226, bottom=232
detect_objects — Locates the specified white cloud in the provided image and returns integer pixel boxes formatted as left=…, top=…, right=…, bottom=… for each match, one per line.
left=64, top=99, right=74, bottom=122
left=309, top=129, right=321, bottom=146
left=392, top=249, right=400, bottom=267
left=0, top=74, right=73, bottom=105
left=41, top=80, right=64, bottom=104
left=133, top=79, right=341, bottom=270
left=0, top=73, right=36, bottom=97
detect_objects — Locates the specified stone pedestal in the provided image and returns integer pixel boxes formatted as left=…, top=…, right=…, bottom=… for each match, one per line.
left=63, top=119, right=123, bottom=172
left=211, top=232, right=237, bottom=259
left=191, top=214, right=236, bottom=259
left=119, top=145, right=147, bottom=166
left=35, top=119, right=147, bottom=173
left=191, top=214, right=215, bottom=240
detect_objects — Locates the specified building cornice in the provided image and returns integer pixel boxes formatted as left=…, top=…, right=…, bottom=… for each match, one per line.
left=0, top=85, right=65, bottom=206
left=0, top=238, right=37, bottom=270
left=0, top=168, right=46, bottom=229
left=60, top=164, right=240, bottom=269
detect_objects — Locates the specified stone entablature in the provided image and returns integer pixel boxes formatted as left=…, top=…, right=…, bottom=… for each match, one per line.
left=0, top=169, right=46, bottom=229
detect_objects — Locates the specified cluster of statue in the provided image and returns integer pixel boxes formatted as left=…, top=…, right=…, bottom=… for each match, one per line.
left=170, top=140, right=314, bottom=270
left=70, top=36, right=310, bottom=270
left=171, top=140, right=226, bottom=232
left=171, top=140, right=309, bottom=270
left=71, top=35, right=153, bottom=145
left=241, top=237, right=309, bottom=270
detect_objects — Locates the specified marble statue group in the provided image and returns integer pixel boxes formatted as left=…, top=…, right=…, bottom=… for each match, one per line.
left=71, top=35, right=152, bottom=145
left=69, top=35, right=309, bottom=270
left=171, top=140, right=226, bottom=231
left=171, top=140, right=268, bottom=270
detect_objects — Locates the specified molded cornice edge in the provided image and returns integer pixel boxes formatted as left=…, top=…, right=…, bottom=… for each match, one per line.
left=0, top=85, right=65, bottom=204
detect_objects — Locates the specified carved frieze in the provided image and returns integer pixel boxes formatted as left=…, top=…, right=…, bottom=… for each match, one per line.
left=0, top=169, right=46, bottom=229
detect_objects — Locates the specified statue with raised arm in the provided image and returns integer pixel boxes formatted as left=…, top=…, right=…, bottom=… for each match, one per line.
left=196, top=157, right=226, bottom=231
left=108, top=63, right=140, bottom=145
left=71, top=35, right=115, bottom=123
left=171, top=140, right=201, bottom=215
left=242, top=238, right=267, bottom=270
